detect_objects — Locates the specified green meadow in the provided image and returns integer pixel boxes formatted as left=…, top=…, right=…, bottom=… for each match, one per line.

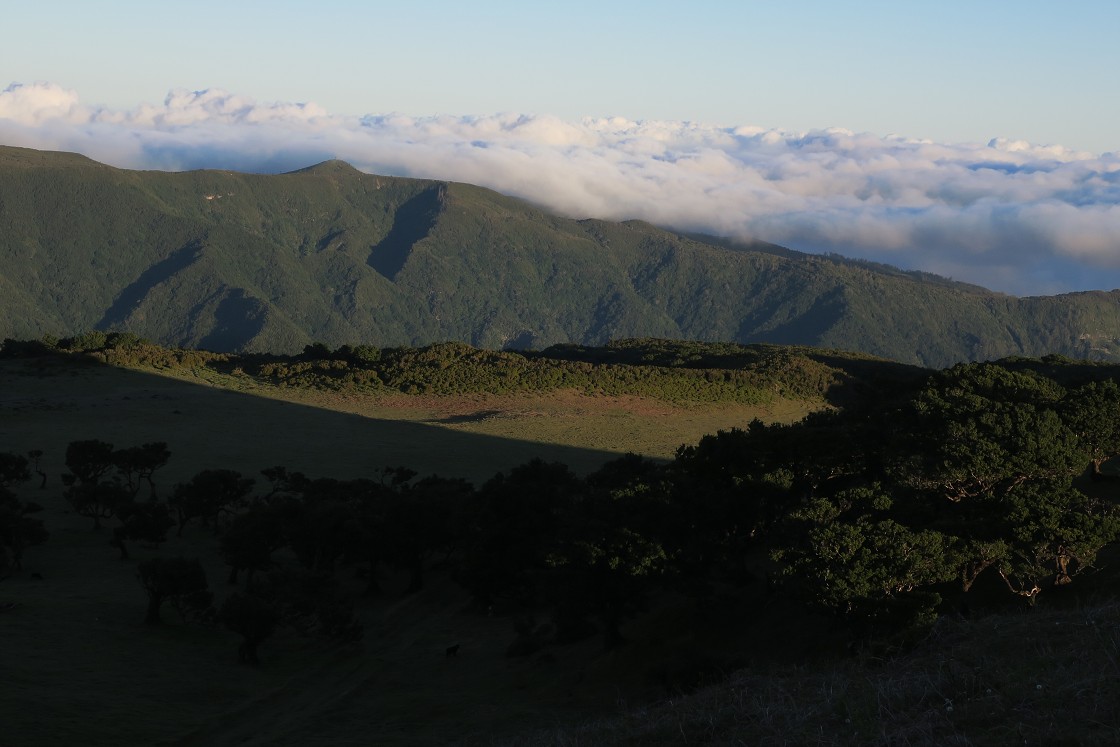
left=0, top=353, right=815, bottom=485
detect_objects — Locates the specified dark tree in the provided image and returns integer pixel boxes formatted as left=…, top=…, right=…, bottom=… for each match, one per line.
left=221, top=505, right=287, bottom=584
left=136, top=557, right=209, bottom=625
left=61, top=440, right=127, bottom=529
left=61, top=441, right=173, bottom=529
left=62, top=439, right=116, bottom=486
left=546, top=460, right=671, bottom=649
left=65, top=480, right=132, bottom=530
left=285, top=494, right=357, bottom=574
left=1060, top=380, right=1120, bottom=474
left=0, top=337, right=56, bottom=357
left=0, top=453, right=31, bottom=489
left=347, top=496, right=392, bottom=596
left=258, top=466, right=309, bottom=502
left=26, top=450, right=47, bottom=489
left=893, top=364, right=1114, bottom=601
left=112, top=443, right=171, bottom=498
left=386, top=475, right=472, bottom=595
left=169, top=469, right=254, bottom=535
left=458, top=459, right=579, bottom=606
left=0, top=497, right=48, bottom=575
left=670, top=424, right=801, bottom=584
left=221, top=591, right=280, bottom=665
left=111, top=500, right=175, bottom=560
left=774, top=486, right=961, bottom=629
left=0, top=453, right=47, bottom=575
left=756, top=362, right=1120, bottom=622
left=301, top=342, right=332, bottom=360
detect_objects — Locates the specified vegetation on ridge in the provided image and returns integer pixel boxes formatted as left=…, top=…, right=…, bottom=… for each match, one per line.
left=4, top=333, right=921, bottom=408
left=5, top=144, right=1120, bottom=367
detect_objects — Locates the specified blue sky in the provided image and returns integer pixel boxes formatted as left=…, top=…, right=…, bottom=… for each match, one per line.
left=7, top=0, right=1119, bottom=152
left=2, top=0, right=1119, bottom=294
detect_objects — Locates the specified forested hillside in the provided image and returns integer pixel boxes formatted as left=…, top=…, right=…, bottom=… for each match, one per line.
left=4, top=144, right=1120, bottom=367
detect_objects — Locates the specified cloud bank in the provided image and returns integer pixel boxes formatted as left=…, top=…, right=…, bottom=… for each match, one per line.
left=3, top=81, right=1119, bottom=295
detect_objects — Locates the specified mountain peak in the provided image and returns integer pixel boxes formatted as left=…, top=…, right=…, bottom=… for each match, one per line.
left=286, top=159, right=363, bottom=176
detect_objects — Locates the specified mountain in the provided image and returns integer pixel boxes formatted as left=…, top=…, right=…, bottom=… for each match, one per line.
left=3, top=144, right=1120, bottom=367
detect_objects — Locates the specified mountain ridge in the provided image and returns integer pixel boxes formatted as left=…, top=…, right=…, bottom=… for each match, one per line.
left=3, top=144, right=1120, bottom=367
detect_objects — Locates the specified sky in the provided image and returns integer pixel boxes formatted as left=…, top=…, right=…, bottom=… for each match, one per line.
left=2, top=0, right=1119, bottom=295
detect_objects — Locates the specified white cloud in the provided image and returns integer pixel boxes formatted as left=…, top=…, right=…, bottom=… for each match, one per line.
left=2, top=81, right=1119, bottom=295
left=0, top=82, right=87, bottom=125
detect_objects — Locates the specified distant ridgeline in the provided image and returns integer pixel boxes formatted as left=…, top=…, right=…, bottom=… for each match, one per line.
left=3, top=144, right=1120, bottom=368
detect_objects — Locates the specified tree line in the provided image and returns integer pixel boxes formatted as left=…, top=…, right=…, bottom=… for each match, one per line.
left=1, top=333, right=902, bottom=406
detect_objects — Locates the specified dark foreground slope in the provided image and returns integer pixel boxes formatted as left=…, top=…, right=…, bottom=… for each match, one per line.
left=4, top=145, right=1120, bottom=367
left=4, top=343, right=1120, bottom=746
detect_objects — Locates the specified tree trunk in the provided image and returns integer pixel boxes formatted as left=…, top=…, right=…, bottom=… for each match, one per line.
left=238, top=638, right=260, bottom=665
left=405, top=560, right=424, bottom=595
left=1055, top=554, right=1072, bottom=586
left=145, top=594, right=163, bottom=625
left=228, top=565, right=240, bottom=585
left=961, top=558, right=997, bottom=592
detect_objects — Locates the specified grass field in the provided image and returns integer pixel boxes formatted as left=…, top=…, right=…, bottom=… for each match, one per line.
left=0, top=356, right=816, bottom=486
left=7, top=495, right=1120, bottom=746
left=1, top=493, right=662, bottom=746
left=5, top=356, right=1120, bottom=745
left=512, top=597, right=1120, bottom=746
left=0, top=355, right=821, bottom=746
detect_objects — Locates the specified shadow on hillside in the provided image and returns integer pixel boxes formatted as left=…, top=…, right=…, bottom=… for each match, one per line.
left=0, top=356, right=623, bottom=486
left=366, top=186, right=443, bottom=281
left=808, top=352, right=931, bottom=408
left=739, top=287, right=849, bottom=347
left=196, top=290, right=268, bottom=351
left=98, top=241, right=204, bottom=328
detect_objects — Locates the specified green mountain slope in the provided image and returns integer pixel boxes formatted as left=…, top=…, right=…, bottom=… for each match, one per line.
left=3, top=144, right=1120, bottom=367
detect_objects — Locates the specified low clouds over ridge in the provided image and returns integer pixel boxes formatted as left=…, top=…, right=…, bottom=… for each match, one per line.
left=3, top=82, right=1119, bottom=296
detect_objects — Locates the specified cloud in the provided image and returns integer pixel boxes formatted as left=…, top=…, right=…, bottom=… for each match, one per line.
left=0, top=81, right=86, bottom=125
left=2, top=81, right=1119, bottom=295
